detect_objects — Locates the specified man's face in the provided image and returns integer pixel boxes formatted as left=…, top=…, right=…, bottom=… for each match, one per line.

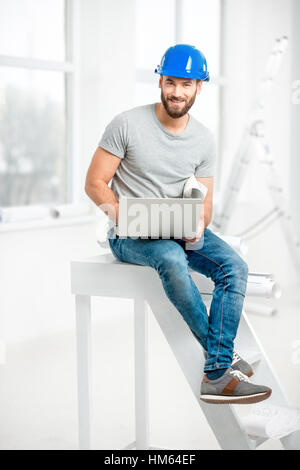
left=159, top=76, right=202, bottom=118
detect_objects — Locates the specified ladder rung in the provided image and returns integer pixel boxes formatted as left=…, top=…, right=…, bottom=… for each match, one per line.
left=241, top=350, right=262, bottom=366
left=247, top=435, right=268, bottom=449
left=241, top=403, right=300, bottom=445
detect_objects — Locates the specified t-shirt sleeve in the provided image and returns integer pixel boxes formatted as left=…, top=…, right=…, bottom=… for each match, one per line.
left=195, top=131, right=216, bottom=177
left=98, top=112, right=128, bottom=159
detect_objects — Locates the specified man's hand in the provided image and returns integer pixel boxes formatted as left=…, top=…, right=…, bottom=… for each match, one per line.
left=98, top=201, right=119, bottom=226
left=182, top=215, right=205, bottom=244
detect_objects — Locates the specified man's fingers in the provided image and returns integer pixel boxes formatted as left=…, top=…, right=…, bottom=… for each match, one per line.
left=182, top=237, right=197, bottom=243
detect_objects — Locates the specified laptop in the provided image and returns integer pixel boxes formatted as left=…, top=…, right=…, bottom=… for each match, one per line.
left=114, top=196, right=203, bottom=239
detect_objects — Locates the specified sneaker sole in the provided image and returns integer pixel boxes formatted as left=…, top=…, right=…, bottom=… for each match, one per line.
left=200, top=389, right=272, bottom=405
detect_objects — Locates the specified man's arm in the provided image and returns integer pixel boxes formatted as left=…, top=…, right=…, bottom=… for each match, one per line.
left=196, top=176, right=214, bottom=229
left=85, top=146, right=122, bottom=224
left=182, top=176, right=214, bottom=243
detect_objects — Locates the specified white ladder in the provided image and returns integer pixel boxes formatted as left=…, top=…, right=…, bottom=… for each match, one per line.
left=71, top=250, right=300, bottom=450
left=212, top=36, right=300, bottom=279
left=144, top=272, right=300, bottom=450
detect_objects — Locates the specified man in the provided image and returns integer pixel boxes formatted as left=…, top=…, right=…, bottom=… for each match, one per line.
left=85, top=44, right=271, bottom=404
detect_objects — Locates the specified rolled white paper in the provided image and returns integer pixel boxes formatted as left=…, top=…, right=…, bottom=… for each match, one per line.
left=246, top=271, right=281, bottom=298
left=50, top=203, right=91, bottom=219
left=242, top=403, right=300, bottom=440
left=244, top=301, right=277, bottom=316
left=242, top=414, right=271, bottom=439
left=248, top=271, right=274, bottom=280
left=213, top=231, right=248, bottom=256
left=0, top=205, right=50, bottom=223
left=246, top=277, right=281, bottom=298
left=183, top=174, right=208, bottom=201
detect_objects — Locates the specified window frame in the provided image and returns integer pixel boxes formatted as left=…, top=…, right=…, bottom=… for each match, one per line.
left=0, top=0, right=82, bottom=216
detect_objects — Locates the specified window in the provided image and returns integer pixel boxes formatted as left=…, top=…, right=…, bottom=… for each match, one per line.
left=179, top=0, right=220, bottom=138
left=135, top=0, right=221, bottom=183
left=0, top=0, right=75, bottom=208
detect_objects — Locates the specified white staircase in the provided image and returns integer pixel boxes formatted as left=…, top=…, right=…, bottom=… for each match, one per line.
left=144, top=273, right=300, bottom=450
left=71, top=244, right=300, bottom=450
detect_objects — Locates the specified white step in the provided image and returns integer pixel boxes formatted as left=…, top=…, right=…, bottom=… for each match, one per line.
left=146, top=292, right=300, bottom=449
left=241, top=403, right=300, bottom=449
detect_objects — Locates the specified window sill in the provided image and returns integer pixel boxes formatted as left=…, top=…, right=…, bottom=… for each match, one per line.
left=0, top=214, right=96, bottom=234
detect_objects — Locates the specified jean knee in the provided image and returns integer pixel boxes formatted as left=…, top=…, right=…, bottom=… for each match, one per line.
left=156, top=246, right=188, bottom=277
left=228, top=257, right=248, bottom=294
left=236, top=257, right=249, bottom=281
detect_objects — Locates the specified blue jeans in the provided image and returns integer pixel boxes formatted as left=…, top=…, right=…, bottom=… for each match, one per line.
left=107, top=227, right=248, bottom=372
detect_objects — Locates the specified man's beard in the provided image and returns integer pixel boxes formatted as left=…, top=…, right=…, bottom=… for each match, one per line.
left=161, top=89, right=197, bottom=118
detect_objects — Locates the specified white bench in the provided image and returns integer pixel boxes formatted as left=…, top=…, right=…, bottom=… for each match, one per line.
left=70, top=253, right=300, bottom=450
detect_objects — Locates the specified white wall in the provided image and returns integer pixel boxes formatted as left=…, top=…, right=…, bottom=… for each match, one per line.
left=220, top=0, right=292, bottom=195
left=0, top=0, right=136, bottom=343
left=218, top=0, right=298, bottom=287
left=290, top=0, right=300, bottom=239
left=79, top=0, right=136, bottom=193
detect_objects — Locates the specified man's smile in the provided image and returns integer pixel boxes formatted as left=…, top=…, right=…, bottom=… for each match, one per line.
left=169, top=99, right=184, bottom=105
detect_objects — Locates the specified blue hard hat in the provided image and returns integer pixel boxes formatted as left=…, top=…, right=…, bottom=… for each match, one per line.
left=154, top=44, right=210, bottom=81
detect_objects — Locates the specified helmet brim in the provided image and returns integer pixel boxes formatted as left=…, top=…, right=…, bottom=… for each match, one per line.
left=154, top=69, right=210, bottom=82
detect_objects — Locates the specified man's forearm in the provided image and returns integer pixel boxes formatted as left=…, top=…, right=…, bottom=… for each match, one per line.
left=203, top=203, right=212, bottom=229
left=85, top=180, right=119, bottom=224
left=204, top=212, right=212, bottom=230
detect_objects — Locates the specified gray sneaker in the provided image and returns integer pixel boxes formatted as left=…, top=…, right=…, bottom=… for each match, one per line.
left=203, top=350, right=254, bottom=377
left=231, top=351, right=254, bottom=377
left=200, top=368, right=272, bottom=404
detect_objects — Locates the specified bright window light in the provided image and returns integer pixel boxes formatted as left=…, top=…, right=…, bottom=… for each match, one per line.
left=0, top=0, right=65, bottom=61
left=0, top=0, right=72, bottom=208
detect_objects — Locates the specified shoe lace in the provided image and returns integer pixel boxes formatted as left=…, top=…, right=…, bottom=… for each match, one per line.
left=232, top=351, right=241, bottom=366
left=230, top=369, right=251, bottom=383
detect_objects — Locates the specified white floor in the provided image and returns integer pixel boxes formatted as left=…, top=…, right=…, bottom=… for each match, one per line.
left=0, top=284, right=299, bottom=450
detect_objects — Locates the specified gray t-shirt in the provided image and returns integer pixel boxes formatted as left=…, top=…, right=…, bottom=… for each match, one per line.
left=98, top=103, right=216, bottom=200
